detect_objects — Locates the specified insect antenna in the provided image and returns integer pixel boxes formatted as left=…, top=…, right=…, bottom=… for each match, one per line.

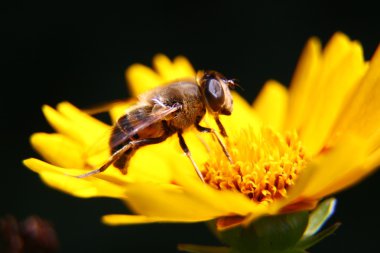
left=227, top=78, right=244, bottom=91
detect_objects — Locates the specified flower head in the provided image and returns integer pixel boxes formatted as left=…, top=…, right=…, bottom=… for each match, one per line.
left=24, top=33, right=380, bottom=230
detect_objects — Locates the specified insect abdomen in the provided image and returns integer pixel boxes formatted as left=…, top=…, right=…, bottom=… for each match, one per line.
left=109, top=105, right=168, bottom=172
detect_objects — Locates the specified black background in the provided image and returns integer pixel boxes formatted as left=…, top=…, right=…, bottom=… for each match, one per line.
left=2, top=1, right=380, bottom=252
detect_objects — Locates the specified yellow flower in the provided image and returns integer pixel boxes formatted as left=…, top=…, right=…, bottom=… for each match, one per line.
left=24, top=32, right=380, bottom=230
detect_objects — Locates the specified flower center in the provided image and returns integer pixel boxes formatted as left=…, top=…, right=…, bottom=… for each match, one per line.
left=203, top=127, right=307, bottom=204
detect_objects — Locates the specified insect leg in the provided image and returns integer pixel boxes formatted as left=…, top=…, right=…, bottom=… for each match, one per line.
left=76, top=142, right=134, bottom=178
left=195, top=123, right=233, bottom=164
left=214, top=116, right=228, bottom=137
left=177, top=132, right=205, bottom=183
left=76, top=136, right=168, bottom=178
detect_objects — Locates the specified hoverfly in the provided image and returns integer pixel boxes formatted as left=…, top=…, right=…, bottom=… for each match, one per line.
left=77, top=71, right=237, bottom=182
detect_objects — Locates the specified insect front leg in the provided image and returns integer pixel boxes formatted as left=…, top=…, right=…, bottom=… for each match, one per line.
left=195, top=121, right=233, bottom=164
left=214, top=115, right=228, bottom=137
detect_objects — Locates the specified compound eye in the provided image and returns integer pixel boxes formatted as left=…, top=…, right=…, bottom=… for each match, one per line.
left=205, top=78, right=225, bottom=112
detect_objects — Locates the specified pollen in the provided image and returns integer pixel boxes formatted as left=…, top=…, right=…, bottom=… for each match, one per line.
left=203, top=127, right=308, bottom=204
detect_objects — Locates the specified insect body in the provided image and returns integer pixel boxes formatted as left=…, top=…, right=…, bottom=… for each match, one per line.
left=77, top=71, right=236, bottom=182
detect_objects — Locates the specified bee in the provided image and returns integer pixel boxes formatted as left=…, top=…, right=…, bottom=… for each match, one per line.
left=77, top=71, right=237, bottom=182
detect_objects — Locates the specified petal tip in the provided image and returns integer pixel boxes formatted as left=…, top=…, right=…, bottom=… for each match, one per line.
left=22, top=157, right=39, bottom=169
left=41, top=104, right=52, bottom=112
left=41, top=104, right=56, bottom=119
left=30, top=132, right=46, bottom=145
left=125, top=63, right=143, bottom=74
left=56, top=101, right=74, bottom=111
left=332, top=31, right=350, bottom=41
left=153, top=53, right=169, bottom=63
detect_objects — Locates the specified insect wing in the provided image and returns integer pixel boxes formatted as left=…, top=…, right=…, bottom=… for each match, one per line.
left=109, top=103, right=181, bottom=152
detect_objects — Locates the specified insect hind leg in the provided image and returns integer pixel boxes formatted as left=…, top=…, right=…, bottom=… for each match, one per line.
left=76, top=142, right=134, bottom=178
left=75, top=136, right=168, bottom=178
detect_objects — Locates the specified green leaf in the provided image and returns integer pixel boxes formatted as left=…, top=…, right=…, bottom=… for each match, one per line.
left=209, top=211, right=309, bottom=253
left=296, top=222, right=341, bottom=250
left=302, top=198, right=337, bottom=238
left=178, top=244, right=230, bottom=253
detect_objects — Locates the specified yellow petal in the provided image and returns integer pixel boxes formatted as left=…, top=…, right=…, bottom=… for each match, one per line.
left=126, top=156, right=265, bottom=221
left=300, top=37, right=367, bottom=155
left=173, top=55, right=196, bottom=78
left=289, top=133, right=368, bottom=200
left=364, top=146, right=380, bottom=171
left=153, top=54, right=179, bottom=82
left=23, top=158, right=126, bottom=198
left=39, top=171, right=101, bottom=198
left=24, top=158, right=82, bottom=174
left=57, top=102, right=109, bottom=133
left=252, top=80, right=288, bottom=131
left=321, top=32, right=353, bottom=69
left=125, top=140, right=177, bottom=183
left=322, top=143, right=380, bottom=197
left=30, top=133, right=85, bottom=168
left=173, top=166, right=268, bottom=219
left=318, top=167, right=370, bottom=200
left=126, top=64, right=164, bottom=96
left=332, top=45, right=380, bottom=143
left=102, top=214, right=209, bottom=225
left=124, top=182, right=227, bottom=220
left=287, top=37, right=322, bottom=131
left=126, top=55, right=195, bottom=97
left=42, top=104, right=102, bottom=147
